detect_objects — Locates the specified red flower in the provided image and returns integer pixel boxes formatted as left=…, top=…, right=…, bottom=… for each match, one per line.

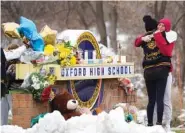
left=41, top=86, right=52, bottom=102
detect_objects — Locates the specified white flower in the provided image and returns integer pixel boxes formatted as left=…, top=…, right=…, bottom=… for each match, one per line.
left=31, top=75, right=39, bottom=83
left=43, top=81, right=49, bottom=87
left=32, top=83, right=40, bottom=90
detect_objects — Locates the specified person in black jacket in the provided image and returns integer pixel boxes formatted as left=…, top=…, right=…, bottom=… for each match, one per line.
left=1, top=44, right=28, bottom=125
left=135, top=15, right=177, bottom=128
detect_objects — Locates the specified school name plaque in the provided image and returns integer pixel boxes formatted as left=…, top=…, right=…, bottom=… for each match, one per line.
left=60, top=63, right=134, bottom=80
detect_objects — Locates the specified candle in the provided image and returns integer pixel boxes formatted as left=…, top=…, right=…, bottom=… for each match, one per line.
left=84, top=50, right=88, bottom=61
left=93, top=50, right=96, bottom=59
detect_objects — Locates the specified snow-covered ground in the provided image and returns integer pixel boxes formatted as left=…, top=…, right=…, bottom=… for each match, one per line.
left=1, top=107, right=166, bottom=133
left=177, top=109, right=185, bottom=128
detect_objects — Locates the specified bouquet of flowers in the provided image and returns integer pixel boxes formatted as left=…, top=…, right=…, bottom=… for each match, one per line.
left=42, top=40, right=77, bottom=67
left=22, top=72, right=57, bottom=102
left=29, top=72, right=50, bottom=101
left=55, top=40, right=77, bottom=67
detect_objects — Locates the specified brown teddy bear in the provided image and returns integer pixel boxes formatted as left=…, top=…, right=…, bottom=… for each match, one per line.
left=50, top=89, right=82, bottom=120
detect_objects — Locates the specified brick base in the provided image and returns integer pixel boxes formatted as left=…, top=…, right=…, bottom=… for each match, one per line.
left=99, top=79, right=137, bottom=111
left=11, top=79, right=137, bottom=128
left=11, top=94, right=49, bottom=128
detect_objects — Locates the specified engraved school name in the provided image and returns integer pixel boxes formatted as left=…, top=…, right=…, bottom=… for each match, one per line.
left=61, top=65, right=134, bottom=78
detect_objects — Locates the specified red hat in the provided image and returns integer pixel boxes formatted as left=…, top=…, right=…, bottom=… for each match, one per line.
left=159, top=18, right=171, bottom=32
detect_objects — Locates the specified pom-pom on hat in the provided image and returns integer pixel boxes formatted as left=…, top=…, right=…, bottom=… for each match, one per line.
left=143, top=15, right=158, bottom=32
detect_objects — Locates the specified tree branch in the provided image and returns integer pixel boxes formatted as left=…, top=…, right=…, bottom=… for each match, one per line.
left=172, top=12, right=185, bottom=30
left=83, top=1, right=96, bottom=17
left=159, top=1, right=167, bottom=19
left=154, top=1, right=159, bottom=20
left=177, top=32, right=183, bottom=39
left=76, top=6, right=89, bottom=29
left=175, top=1, right=184, bottom=9
left=65, top=1, right=72, bottom=28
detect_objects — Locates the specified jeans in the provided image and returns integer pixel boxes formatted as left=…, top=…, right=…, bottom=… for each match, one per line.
left=0, top=94, right=12, bottom=125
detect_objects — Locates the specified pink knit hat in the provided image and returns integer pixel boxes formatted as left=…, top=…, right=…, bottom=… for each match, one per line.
left=159, top=18, right=171, bottom=32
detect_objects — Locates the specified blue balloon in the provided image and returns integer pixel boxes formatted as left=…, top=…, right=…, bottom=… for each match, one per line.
left=17, top=16, right=45, bottom=51
left=30, top=37, right=45, bottom=51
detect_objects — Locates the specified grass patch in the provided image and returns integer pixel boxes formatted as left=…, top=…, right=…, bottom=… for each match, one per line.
left=9, top=89, right=31, bottom=94
left=173, top=130, right=185, bottom=133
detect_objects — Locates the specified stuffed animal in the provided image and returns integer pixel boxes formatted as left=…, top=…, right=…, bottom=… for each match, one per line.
left=118, top=78, right=134, bottom=94
left=50, top=89, right=81, bottom=120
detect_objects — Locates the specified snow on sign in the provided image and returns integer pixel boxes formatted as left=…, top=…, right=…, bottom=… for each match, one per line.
left=61, top=63, right=134, bottom=80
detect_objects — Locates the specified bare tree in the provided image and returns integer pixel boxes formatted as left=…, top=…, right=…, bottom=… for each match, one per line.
left=107, top=4, right=118, bottom=53
left=95, top=1, right=107, bottom=46
left=154, top=1, right=167, bottom=21
left=76, top=3, right=89, bottom=29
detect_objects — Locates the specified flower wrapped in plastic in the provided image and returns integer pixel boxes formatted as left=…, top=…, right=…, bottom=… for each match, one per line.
left=43, top=44, right=55, bottom=56
left=41, top=85, right=56, bottom=102
left=29, top=72, right=50, bottom=101
left=118, top=78, right=135, bottom=94
left=20, top=48, right=44, bottom=64
left=55, top=41, right=77, bottom=67
left=46, top=74, right=57, bottom=85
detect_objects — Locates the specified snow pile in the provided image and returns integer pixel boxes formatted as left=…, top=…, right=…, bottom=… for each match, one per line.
left=136, top=110, right=147, bottom=125
left=177, top=109, right=185, bottom=128
left=1, top=125, right=25, bottom=133
left=1, top=108, right=166, bottom=133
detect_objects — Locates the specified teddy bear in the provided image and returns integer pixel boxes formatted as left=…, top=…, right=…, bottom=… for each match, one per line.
left=50, top=89, right=82, bottom=120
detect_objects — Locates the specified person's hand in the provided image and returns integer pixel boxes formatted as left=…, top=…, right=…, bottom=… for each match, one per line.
left=22, top=36, right=30, bottom=48
left=24, top=41, right=30, bottom=49
left=141, top=35, right=151, bottom=42
left=154, top=30, right=161, bottom=34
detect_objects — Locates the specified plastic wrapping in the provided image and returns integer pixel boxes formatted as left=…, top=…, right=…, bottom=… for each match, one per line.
left=20, top=48, right=44, bottom=64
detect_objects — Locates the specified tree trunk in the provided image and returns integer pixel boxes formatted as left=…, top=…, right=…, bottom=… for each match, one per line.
left=108, top=6, right=118, bottom=53
left=181, top=9, right=185, bottom=101
left=154, top=1, right=167, bottom=21
left=177, top=52, right=183, bottom=110
left=96, top=1, right=107, bottom=46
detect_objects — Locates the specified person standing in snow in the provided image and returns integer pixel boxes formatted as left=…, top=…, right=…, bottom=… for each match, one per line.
left=152, top=18, right=177, bottom=133
left=1, top=43, right=29, bottom=125
left=134, top=15, right=177, bottom=130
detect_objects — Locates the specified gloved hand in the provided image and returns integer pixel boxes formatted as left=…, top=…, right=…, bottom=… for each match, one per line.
left=141, top=35, right=151, bottom=42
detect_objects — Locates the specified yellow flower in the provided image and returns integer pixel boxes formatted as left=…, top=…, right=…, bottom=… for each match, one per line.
left=55, top=43, right=65, bottom=51
left=59, top=48, right=71, bottom=59
left=60, top=59, right=70, bottom=66
left=44, top=44, right=55, bottom=56
left=56, top=43, right=73, bottom=59
left=47, top=74, right=57, bottom=85
left=70, top=56, right=77, bottom=66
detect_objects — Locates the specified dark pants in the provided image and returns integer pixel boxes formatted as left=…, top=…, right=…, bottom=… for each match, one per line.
left=145, top=77, right=167, bottom=125
left=144, top=66, right=169, bottom=125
